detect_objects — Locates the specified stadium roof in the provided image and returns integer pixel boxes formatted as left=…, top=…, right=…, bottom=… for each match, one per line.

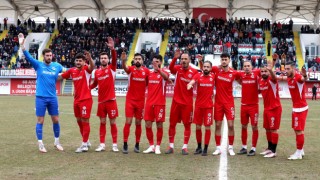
left=1, top=0, right=320, bottom=25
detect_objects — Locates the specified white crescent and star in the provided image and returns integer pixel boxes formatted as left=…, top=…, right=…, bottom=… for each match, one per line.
left=198, top=13, right=208, bottom=24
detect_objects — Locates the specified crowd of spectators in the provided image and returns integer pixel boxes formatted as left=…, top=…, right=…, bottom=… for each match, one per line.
left=50, top=17, right=135, bottom=68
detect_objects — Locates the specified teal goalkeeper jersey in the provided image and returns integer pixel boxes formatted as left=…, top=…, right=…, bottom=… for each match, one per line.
left=23, top=50, right=63, bottom=97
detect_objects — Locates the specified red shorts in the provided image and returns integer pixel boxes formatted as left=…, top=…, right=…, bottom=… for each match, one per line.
left=292, top=110, right=308, bottom=131
left=169, top=100, right=193, bottom=124
left=97, top=100, right=118, bottom=119
left=263, top=106, right=282, bottom=130
left=241, top=104, right=259, bottom=126
left=125, top=99, right=145, bottom=119
left=214, top=103, right=235, bottom=121
left=144, top=104, right=166, bottom=122
left=193, top=107, right=213, bottom=126
left=74, top=98, right=93, bottom=119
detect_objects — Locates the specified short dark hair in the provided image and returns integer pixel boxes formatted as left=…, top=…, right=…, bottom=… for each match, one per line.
left=153, top=54, right=163, bottom=62
left=134, top=53, right=144, bottom=61
left=286, top=61, right=295, bottom=67
left=99, top=52, right=108, bottom=57
left=203, top=60, right=212, bottom=67
left=220, top=53, right=230, bottom=59
left=75, top=53, right=85, bottom=60
left=243, top=60, right=252, bottom=65
left=42, top=48, right=52, bottom=55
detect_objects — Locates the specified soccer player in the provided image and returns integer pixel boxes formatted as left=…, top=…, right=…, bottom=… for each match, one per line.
left=142, top=55, right=169, bottom=155
left=209, top=53, right=239, bottom=156
left=90, top=37, right=119, bottom=152
left=237, top=61, right=260, bottom=156
left=187, top=60, right=215, bottom=156
left=259, top=62, right=282, bottom=158
left=165, top=49, right=198, bottom=155
left=282, top=62, right=308, bottom=160
left=59, top=52, right=94, bottom=153
left=122, top=53, right=150, bottom=154
left=20, top=33, right=64, bottom=153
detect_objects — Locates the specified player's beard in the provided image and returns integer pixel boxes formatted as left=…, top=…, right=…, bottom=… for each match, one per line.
left=101, top=62, right=108, bottom=67
left=203, top=70, right=210, bottom=75
left=262, top=74, right=268, bottom=79
left=135, top=62, right=141, bottom=68
left=44, top=58, right=52, bottom=65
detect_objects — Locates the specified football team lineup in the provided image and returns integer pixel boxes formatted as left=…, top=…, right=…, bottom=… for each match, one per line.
left=1, top=33, right=314, bottom=179
left=17, top=32, right=309, bottom=157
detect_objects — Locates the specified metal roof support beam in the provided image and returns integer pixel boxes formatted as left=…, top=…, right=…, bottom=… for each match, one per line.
left=92, top=0, right=106, bottom=21
left=141, top=0, right=147, bottom=18
left=271, top=0, right=279, bottom=23
left=48, top=0, right=62, bottom=18
left=315, top=0, right=320, bottom=27
left=228, top=0, right=234, bottom=19
left=6, top=0, right=23, bottom=23
left=184, top=0, right=190, bottom=18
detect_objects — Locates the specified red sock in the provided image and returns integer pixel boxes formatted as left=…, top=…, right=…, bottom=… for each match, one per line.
left=228, top=135, right=234, bottom=146
left=99, top=123, right=106, bottom=144
left=296, top=134, right=304, bottom=150
left=271, top=132, right=279, bottom=144
left=168, top=124, right=176, bottom=143
left=183, top=123, right=191, bottom=144
left=266, top=131, right=272, bottom=142
left=77, top=120, right=83, bottom=137
left=146, top=127, right=154, bottom=145
left=204, top=129, right=211, bottom=145
left=156, top=127, right=163, bottom=145
left=123, top=123, right=131, bottom=142
left=82, top=121, right=90, bottom=142
left=110, top=123, right=118, bottom=144
left=215, top=135, right=221, bottom=146
left=252, top=130, right=258, bottom=147
left=135, top=124, right=142, bottom=143
left=196, top=129, right=202, bottom=144
left=241, top=128, right=247, bottom=146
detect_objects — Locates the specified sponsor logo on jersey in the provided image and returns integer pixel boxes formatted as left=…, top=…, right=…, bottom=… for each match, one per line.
left=73, top=76, right=83, bottom=81
left=132, top=77, right=145, bottom=81
left=217, top=76, right=231, bottom=82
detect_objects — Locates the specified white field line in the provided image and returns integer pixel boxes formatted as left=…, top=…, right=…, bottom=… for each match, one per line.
left=219, top=118, right=228, bottom=180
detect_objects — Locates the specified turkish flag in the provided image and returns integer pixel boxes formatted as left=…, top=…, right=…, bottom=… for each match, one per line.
left=193, top=8, right=227, bottom=24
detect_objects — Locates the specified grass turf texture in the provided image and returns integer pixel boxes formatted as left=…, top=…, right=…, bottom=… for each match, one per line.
left=0, top=96, right=319, bottom=179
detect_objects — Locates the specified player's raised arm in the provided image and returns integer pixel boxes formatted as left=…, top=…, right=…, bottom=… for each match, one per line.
left=121, top=51, right=129, bottom=73
left=107, top=37, right=117, bottom=71
left=301, top=65, right=308, bottom=82
left=90, top=74, right=98, bottom=89
left=197, top=54, right=204, bottom=69
left=169, top=49, right=181, bottom=74
left=84, top=50, right=95, bottom=72
left=267, top=60, right=276, bottom=81
left=19, top=33, right=40, bottom=69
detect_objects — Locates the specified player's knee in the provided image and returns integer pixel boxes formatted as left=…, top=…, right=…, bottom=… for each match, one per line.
left=242, top=125, right=248, bottom=129
left=135, top=119, right=142, bottom=125
left=252, top=126, right=258, bottom=131
left=196, top=125, right=201, bottom=130
left=295, top=130, right=303, bottom=135
left=205, top=126, right=211, bottom=130
left=145, top=121, right=152, bottom=128
left=156, top=122, right=163, bottom=128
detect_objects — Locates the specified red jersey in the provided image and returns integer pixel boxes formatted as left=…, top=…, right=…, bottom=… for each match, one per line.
left=169, top=58, right=198, bottom=105
left=125, top=66, right=150, bottom=101
left=212, top=66, right=239, bottom=104
left=259, top=77, right=281, bottom=110
left=62, top=65, right=92, bottom=101
left=193, top=72, right=215, bottom=108
left=90, top=50, right=117, bottom=103
left=145, top=69, right=169, bottom=106
left=239, top=70, right=260, bottom=105
left=287, top=73, right=308, bottom=111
